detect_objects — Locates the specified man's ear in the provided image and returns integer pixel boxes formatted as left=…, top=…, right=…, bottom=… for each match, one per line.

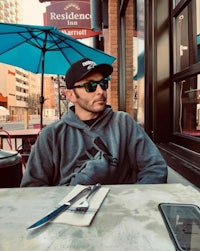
left=65, top=89, right=76, bottom=103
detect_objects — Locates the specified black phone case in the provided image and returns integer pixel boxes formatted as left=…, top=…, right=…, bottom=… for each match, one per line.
left=158, top=203, right=200, bottom=251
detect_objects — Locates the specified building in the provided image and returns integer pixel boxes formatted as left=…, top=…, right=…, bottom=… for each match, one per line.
left=0, top=0, right=22, bottom=23
left=39, top=0, right=200, bottom=186
left=0, top=0, right=199, bottom=186
left=0, top=0, right=39, bottom=125
left=105, top=0, right=200, bottom=187
left=0, top=0, right=23, bottom=113
left=0, top=63, right=40, bottom=122
left=0, top=0, right=54, bottom=125
left=35, top=0, right=200, bottom=187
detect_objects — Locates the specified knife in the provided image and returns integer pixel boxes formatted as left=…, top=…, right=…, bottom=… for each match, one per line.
left=27, top=186, right=92, bottom=230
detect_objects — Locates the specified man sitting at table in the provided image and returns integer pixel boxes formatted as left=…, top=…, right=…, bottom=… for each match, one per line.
left=21, top=58, right=167, bottom=187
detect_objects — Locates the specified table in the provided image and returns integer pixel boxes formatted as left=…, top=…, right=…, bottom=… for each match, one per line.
left=0, top=129, right=40, bottom=150
left=0, top=184, right=199, bottom=251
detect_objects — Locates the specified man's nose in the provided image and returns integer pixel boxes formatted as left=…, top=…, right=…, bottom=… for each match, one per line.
left=96, top=84, right=104, bottom=93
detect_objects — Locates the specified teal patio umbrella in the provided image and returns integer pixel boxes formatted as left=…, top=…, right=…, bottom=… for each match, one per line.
left=0, top=22, right=115, bottom=128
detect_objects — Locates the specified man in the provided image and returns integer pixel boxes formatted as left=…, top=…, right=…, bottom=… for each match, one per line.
left=21, top=58, right=167, bottom=186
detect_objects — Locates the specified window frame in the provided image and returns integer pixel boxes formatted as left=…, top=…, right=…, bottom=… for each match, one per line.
left=170, top=0, right=200, bottom=153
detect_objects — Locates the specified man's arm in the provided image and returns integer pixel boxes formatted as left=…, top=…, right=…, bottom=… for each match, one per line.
left=132, top=126, right=168, bottom=184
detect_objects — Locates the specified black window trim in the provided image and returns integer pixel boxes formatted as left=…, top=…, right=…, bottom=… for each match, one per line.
left=170, top=0, right=200, bottom=154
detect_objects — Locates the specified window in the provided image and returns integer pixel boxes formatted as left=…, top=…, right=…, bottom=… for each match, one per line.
left=133, top=0, right=145, bottom=126
left=174, top=75, right=200, bottom=136
left=174, top=6, right=190, bottom=72
left=172, top=0, right=200, bottom=150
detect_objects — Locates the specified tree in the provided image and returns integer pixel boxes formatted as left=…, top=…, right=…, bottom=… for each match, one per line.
left=26, top=94, right=40, bottom=115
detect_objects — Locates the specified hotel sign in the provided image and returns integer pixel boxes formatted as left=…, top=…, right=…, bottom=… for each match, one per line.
left=46, top=1, right=101, bottom=38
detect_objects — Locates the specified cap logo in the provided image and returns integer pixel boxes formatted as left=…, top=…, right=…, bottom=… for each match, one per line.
left=82, top=60, right=97, bottom=70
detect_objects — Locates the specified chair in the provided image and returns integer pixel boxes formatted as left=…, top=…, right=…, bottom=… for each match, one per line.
left=0, top=127, right=13, bottom=150
left=0, top=127, right=36, bottom=168
left=17, top=137, right=37, bottom=168
left=0, top=149, right=22, bottom=187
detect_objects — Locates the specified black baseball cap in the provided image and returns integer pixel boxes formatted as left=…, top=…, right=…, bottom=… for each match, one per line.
left=65, top=58, right=113, bottom=89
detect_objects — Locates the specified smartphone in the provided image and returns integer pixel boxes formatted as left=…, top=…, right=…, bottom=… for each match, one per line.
left=158, top=203, right=200, bottom=251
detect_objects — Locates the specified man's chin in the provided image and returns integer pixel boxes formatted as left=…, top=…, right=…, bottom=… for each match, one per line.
left=94, top=103, right=106, bottom=112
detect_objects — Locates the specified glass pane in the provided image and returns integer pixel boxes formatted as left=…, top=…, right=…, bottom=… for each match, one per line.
left=174, top=6, right=189, bottom=72
left=197, top=0, right=200, bottom=62
left=133, top=0, right=145, bottom=126
left=174, top=75, right=200, bottom=137
left=174, top=0, right=181, bottom=6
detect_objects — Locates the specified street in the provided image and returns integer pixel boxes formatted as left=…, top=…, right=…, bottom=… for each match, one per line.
left=0, top=117, right=58, bottom=131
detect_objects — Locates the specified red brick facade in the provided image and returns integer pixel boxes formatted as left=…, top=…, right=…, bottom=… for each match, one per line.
left=104, top=0, right=119, bottom=111
left=124, top=0, right=134, bottom=116
left=104, top=0, right=134, bottom=116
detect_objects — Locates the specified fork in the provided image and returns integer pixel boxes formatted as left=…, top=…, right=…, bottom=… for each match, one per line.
left=75, top=183, right=101, bottom=213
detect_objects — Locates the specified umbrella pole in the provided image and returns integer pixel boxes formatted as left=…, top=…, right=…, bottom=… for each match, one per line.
left=40, top=32, right=48, bottom=129
left=40, top=50, right=45, bottom=130
left=39, top=77, right=44, bottom=130
left=39, top=33, right=49, bottom=130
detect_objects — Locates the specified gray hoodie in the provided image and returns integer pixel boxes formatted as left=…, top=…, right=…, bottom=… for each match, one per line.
left=20, top=106, right=167, bottom=186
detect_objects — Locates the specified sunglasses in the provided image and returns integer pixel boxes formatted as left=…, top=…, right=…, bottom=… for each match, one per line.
left=72, top=79, right=109, bottom=93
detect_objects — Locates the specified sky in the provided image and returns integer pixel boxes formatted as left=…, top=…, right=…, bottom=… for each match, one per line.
left=22, top=1, right=50, bottom=25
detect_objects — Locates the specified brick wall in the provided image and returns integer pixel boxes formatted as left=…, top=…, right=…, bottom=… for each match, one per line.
left=125, top=0, right=134, bottom=116
left=104, top=0, right=134, bottom=116
left=105, top=0, right=119, bottom=111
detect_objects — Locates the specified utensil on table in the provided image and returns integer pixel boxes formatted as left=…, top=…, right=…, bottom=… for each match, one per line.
left=75, top=183, right=101, bottom=213
left=27, top=186, right=92, bottom=230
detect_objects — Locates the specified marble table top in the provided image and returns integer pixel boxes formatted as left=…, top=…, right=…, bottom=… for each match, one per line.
left=0, top=184, right=199, bottom=251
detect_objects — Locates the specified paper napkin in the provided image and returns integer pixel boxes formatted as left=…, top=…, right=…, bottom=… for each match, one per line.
left=52, top=184, right=110, bottom=227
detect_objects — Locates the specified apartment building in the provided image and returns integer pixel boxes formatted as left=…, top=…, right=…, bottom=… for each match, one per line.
left=0, top=0, right=22, bottom=23
left=0, top=63, right=40, bottom=121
